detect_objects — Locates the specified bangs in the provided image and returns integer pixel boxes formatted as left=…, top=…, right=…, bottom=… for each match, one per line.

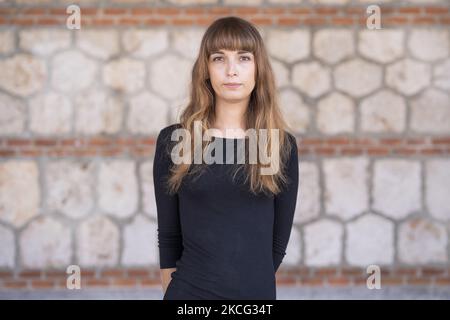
left=204, top=21, right=258, bottom=57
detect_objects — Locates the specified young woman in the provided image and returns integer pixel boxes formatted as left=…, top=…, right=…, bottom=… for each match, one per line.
left=153, top=16, right=299, bottom=300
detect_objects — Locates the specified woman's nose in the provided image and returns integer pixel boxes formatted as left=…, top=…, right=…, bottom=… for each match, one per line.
left=226, top=61, right=238, bottom=76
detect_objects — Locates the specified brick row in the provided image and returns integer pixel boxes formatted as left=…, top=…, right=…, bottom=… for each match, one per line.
left=1, top=6, right=449, bottom=26
left=1, top=267, right=449, bottom=289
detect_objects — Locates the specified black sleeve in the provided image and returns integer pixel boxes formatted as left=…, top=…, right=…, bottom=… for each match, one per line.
left=153, top=126, right=183, bottom=269
left=273, top=133, right=299, bottom=273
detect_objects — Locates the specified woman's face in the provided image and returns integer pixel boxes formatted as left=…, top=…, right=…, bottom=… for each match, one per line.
left=207, top=49, right=256, bottom=103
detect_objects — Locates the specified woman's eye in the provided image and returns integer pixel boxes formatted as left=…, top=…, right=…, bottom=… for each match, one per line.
left=211, top=56, right=251, bottom=62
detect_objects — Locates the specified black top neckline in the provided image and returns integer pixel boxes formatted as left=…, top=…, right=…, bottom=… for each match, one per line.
left=211, top=136, right=247, bottom=140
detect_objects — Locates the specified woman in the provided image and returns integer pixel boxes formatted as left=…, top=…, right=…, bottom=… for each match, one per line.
left=153, top=16, right=299, bottom=300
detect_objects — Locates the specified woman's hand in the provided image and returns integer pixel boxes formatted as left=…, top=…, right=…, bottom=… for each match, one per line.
left=160, top=268, right=177, bottom=294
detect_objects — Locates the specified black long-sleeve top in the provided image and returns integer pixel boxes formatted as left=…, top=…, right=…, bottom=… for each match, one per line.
left=153, top=123, right=299, bottom=299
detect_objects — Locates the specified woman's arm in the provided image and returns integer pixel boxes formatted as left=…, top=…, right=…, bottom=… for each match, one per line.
left=273, top=133, right=299, bottom=273
left=153, top=125, right=183, bottom=293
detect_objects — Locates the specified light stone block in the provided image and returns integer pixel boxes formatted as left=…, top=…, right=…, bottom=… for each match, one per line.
left=409, top=29, right=449, bottom=62
left=310, top=0, right=350, bottom=3
left=292, top=62, right=331, bottom=98
left=346, top=214, right=394, bottom=266
left=0, top=224, right=15, bottom=268
left=172, top=29, right=204, bottom=60
left=0, top=161, right=40, bottom=228
left=284, top=226, right=302, bottom=266
left=74, top=90, right=123, bottom=134
left=314, top=29, right=354, bottom=64
left=386, top=59, right=431, bottom=96
left=434, top=59, right=450, bottom=90
left=167, top=0, right=216, bottom=4
left=324, top=157, right=369, bottom=220
left=0, top=54, right=47, bottom=97
left=76, top=215, right=119, bottom=267
left=46, top=161, right=95, bottom=219
left=426, top=159, right=450, bottom=221
left=123, top=29, right=169, bottom=59
left=360, top=90, right=406, bottom=133
left=279, top=89, right=310, bottom=134
left=358, top=30, right=404, bottom=63
left=127, top=91, right=168, bottom=135
left=267, top=29, right=310, bottom=63
left=305, top=219, right=343, bottom=266
left=170, top=97, right=189, bottom=124
left=410, top=89, right=450, bottom=133
left=335, top=59, right=382, bottom=98
left=77, top=30, right=119, bottom=60
left=226, top=0, right=264, bottom=4
left=103, top=58, right=145, bottom=94
left=20, top=216, right=72, bottom=268
left=122, top=215, right=158, bottom=266
left=317, top=92, right=354, bottom=134
left=271, top=59, right=289, bottom=88
left=29, top=92, right=72, bottom=135
left=51, top=50, right=97, bottom=93
left=295, top=162, right=320, bottom=224
left=0, top=29, right=15, bottom=54
left=19, top=29, right=71, bottom=56
left=98, top=161, right=138, bottom=219
left=149, top=54, right=192, bottom=100
left=398, top=218, right=448, bottom=264
left=0, top=92, right=26, bottom=135
left=141, top=161, right=157, bottom=219
left=373, top=160, right=421, bottom=219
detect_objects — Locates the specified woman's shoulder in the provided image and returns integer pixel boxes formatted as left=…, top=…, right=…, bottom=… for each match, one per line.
left=156, top=123, right=183, bottom=143
left=283, top=130, right=297, bottom=150
left=154, top=124, right=184, bottom=162
left=158, top=123, right=182, bottom=137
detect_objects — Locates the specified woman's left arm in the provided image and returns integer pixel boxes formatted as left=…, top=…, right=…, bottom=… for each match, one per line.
left=273, top=133, right=299, bottom=273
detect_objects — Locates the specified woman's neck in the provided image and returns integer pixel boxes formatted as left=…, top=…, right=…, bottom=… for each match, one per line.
left=213, top=99, right=248, bottom=137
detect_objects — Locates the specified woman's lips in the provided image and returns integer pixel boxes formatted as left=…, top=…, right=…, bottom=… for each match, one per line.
left=224, top=84, right=242, bottom=89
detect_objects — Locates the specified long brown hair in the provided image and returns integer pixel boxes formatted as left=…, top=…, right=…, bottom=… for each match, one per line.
left=167, top=16, right=295, bottom=196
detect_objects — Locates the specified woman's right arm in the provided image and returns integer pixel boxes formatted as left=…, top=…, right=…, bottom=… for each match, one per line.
left=153, top=126, right=183, bottom=294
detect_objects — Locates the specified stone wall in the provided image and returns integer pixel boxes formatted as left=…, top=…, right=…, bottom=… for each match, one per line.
left=0, top=0, right=450, bottom=291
